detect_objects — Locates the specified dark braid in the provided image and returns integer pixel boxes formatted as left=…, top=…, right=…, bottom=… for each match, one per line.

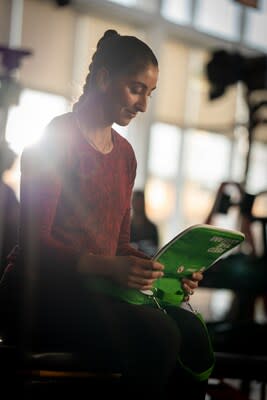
left=73, top=29, right=158, bottom=113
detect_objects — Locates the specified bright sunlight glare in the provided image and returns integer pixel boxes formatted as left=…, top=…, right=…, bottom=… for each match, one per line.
left=6, top=89, right=69, bottom=155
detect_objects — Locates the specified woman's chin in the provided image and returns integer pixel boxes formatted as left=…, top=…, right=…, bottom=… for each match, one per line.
left=116, top=118, right=132, bottom=127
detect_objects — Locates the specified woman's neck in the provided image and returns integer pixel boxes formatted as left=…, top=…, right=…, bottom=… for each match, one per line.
left=74, top=92, right=114, bottom=153
left=75, top=111, right=113, bottom=154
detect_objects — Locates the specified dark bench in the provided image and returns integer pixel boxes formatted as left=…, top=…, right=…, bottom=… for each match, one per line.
left=208, top=352, right=267, bottom=400
left=0, top=340, right=122, bottom=398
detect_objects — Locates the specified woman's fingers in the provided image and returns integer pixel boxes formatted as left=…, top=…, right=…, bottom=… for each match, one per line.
left=142, top=261, right=164, bottom=272
left=128, top=277, right=155, bottom=289
left=182, top=272, right=203, bottom=296
left=127, top=260, right=164, bottom=289
left=141, top=269, right=164, bottom=279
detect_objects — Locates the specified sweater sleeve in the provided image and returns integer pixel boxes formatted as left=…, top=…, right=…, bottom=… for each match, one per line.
left=19, top=119, right=81, bottom=273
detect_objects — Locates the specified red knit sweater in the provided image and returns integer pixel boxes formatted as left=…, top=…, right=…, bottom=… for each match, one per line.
left=19, top=112, right=145, bottom=272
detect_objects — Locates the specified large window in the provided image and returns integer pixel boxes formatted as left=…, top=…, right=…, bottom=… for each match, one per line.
left=183, top=129, right=231, bottom=188
left=146, top=123, right=182, bottom=243
left=148, top=123, right=181, bottom=179
left=161, top=0, right=192, bottom=25
left=107, top=0, right=136, bottom=5
left=244, top=0, right=267, bottom=51
left=6, top=89, right=69, bottom=155
left=146, top=123, right=236, bottom=241
left=5, top=89, right=69, bottom=198
left=194, top=0, right=241, bottom=40
left=181, top=129, right=232, bottom=225
left=246, top=142, right=267, bottom=193
left=106, top=0, right=157, bottom=11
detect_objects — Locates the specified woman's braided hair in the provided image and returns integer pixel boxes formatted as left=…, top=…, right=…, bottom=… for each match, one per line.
left=73, top=29, right=158, bottom=112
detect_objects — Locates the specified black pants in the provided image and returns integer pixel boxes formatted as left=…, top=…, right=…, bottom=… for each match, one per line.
left=0, top=269, right=213, bottom=399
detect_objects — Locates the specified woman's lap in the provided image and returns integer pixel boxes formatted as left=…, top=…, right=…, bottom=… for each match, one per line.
left=0, top=273, right=212, bottom=397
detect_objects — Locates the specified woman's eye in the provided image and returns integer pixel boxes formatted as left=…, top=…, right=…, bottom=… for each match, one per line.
left=131, top=87, right=142, bottom=95
left=130, top=88, right=152, bottom=99
left=129, top=85, right=153, bottom=99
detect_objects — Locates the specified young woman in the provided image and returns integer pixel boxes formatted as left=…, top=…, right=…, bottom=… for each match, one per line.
left=0, top=30, right=214, bottom=398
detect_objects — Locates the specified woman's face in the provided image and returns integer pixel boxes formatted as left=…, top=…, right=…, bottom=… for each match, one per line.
left=103, top=64, right=159, bottom=126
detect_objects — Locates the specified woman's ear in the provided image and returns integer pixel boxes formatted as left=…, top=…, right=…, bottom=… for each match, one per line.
left=95, top=67, right=110, bottom=92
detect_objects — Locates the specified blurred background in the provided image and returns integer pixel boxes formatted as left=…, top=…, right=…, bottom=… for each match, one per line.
left=1, top=0, right=267, bottom=321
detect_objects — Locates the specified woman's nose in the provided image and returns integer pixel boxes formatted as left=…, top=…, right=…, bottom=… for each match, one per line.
left=136, top=95, right=147, bottom=112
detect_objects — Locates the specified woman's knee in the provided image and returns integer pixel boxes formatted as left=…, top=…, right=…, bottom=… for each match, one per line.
left=133, top=306, right=182, bottom=369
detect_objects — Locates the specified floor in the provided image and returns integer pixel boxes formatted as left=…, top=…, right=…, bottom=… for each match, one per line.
left=193, top=288, right=267, bottom=400
left=206, top=379, right=267, bottom=400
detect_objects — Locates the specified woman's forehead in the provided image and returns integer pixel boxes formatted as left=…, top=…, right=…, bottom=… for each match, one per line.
left=119, top=65, right=159, bottom=87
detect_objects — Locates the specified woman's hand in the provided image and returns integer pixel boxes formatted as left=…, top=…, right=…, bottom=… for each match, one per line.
left=182, top=271, right=203, bottom=300
left=112, top=256, right=164, bottom=291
